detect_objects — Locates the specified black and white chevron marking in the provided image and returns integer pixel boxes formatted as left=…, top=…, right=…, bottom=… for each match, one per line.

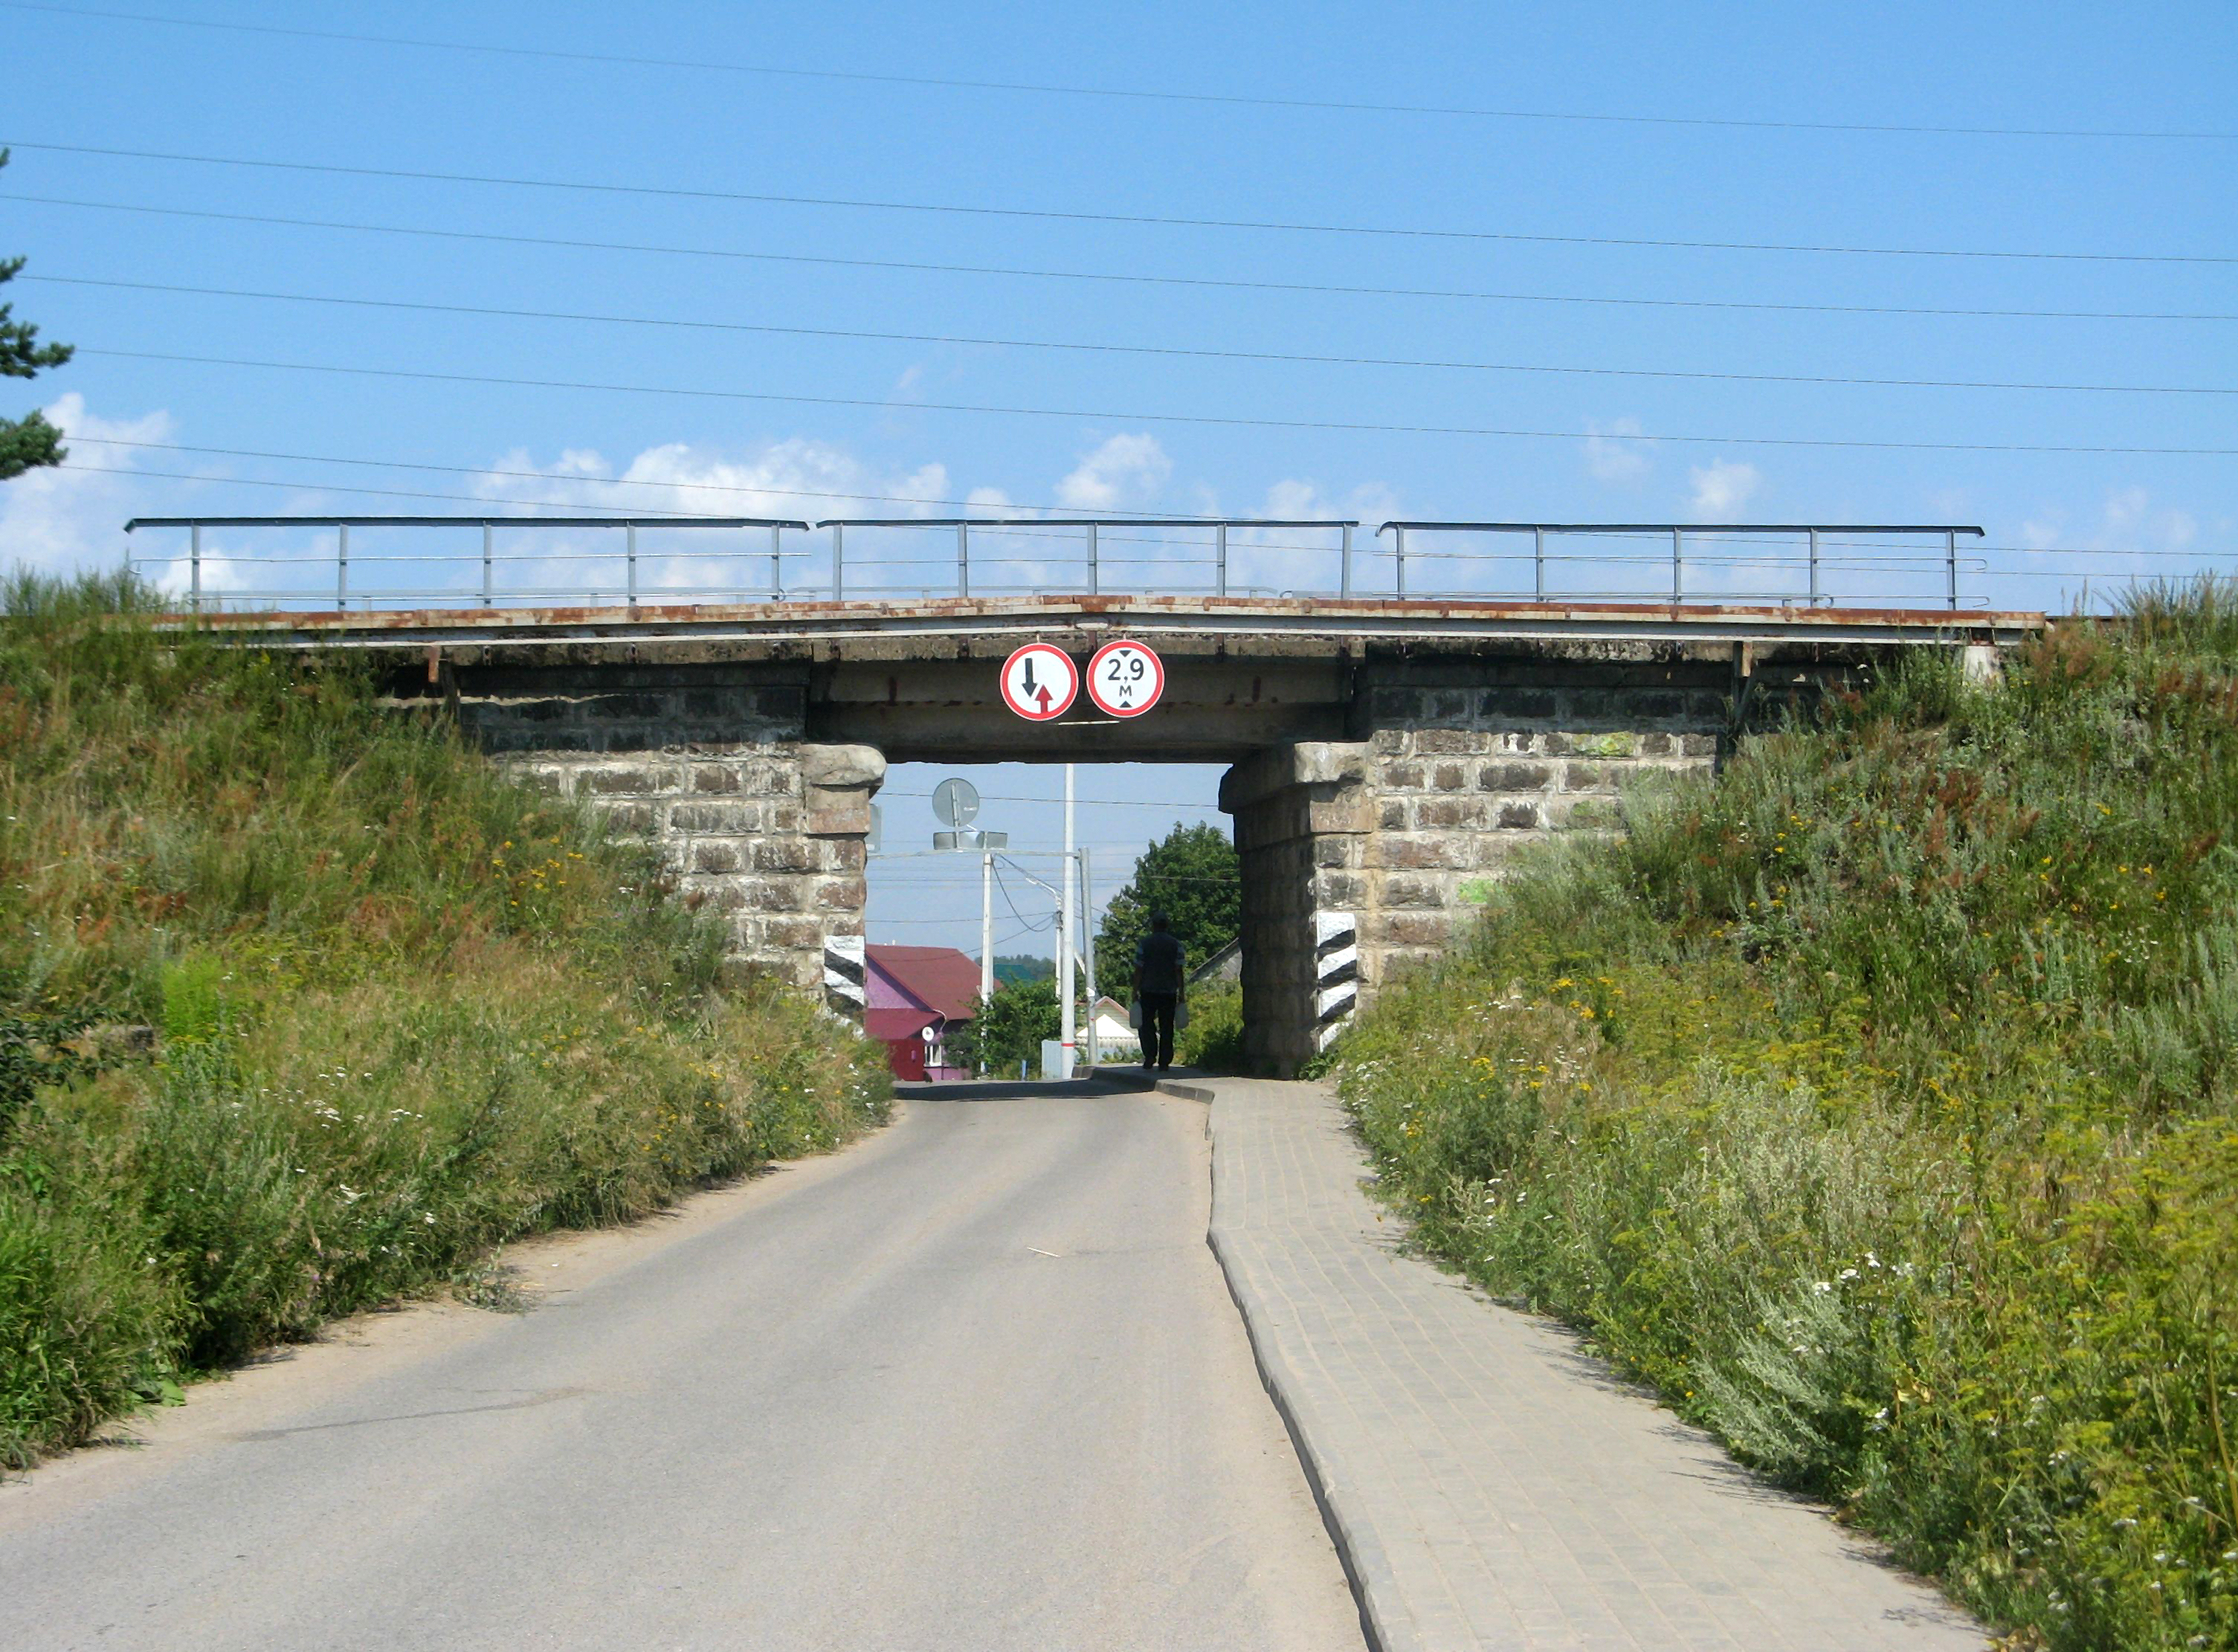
left=823, top=935, right=866, bottom=1011
left=1313, top=911, right=1358, bottom=1048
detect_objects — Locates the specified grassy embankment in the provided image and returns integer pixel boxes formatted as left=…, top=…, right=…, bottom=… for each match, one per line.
left=0, top=574, right=890, bottom=1467
left=1335, top=588, right=2238, bottom=1651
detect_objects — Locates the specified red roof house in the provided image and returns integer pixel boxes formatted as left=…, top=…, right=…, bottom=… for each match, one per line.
left=864, top=943, right=983, bottom=1080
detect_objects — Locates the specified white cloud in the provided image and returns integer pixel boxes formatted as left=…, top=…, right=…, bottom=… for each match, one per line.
left=1258, top=478, right=1328, bottom=520
left=2030, top=488, right=2201, bottom=562
left=2020, top=488, right=2201, bottom=561
left=2098, top=485, right=2196, bottom=552
left=2016, top=509, right=2066, bottom=552
left=481, top=436, right=952, bottom=522
left=480, top=439, right=951, bottom=529
left=1990, top=487, right=2224, bottom=612
left=1583, top=417, right=1651, bottom=485
left=1249, top=477, right=1401, bottom=530
left=1688, top=459, right=1762, bottom=518
left=469, top=437, right=971, bottom=599
left=1186, top=478, right=1402, bottom=596
left=1055, top=433, right=1170, bottom=511
left=0, top=393, right=179, bottom=576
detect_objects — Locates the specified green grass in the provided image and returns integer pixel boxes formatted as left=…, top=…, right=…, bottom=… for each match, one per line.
left=1334, top=584, right=2238, bottom=1651
left=0, top=572, right=891, bottom=1465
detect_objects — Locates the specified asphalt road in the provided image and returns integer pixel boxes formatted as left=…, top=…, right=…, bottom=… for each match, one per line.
left=0, top=1085, right=1363, bottom=1652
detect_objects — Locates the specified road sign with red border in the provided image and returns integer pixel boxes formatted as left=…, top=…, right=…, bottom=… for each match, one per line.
left=999, top=642, right=1078, bottom=720
left=1086, top=639, right=1166, bottom=717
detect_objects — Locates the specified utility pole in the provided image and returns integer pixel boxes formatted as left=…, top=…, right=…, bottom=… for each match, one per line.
left=979, top=850, right=995, bottom=1007
left=1060, top=762, right=1076, bottom=1080
left=1081, top=846, right=1098, bottom=1067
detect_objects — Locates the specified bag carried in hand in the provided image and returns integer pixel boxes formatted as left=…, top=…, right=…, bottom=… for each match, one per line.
left=1127, top=998, right=1142, bottom=1030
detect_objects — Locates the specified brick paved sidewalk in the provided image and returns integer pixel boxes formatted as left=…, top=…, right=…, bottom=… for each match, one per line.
left=1190, top=1075, right=1988, bottom=1652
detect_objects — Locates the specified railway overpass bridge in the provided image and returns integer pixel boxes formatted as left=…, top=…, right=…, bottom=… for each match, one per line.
left=142, top=514, right=2034, bottom=1071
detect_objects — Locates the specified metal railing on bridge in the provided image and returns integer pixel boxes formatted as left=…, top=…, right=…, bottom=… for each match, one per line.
left=122, top=514, right=1987, bottom=613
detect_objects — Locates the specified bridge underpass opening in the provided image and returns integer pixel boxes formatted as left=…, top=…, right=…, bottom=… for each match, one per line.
left=862, top=760, right=1238, bottom=1081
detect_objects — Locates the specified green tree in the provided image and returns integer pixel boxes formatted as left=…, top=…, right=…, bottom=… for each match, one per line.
left=1094, top=821, right=1239, bottom=999
left=1, top=151, right=74, bottom=482
left=992, top=953, right=1052, bottom=987
left=943, top=976, right=1061, bottom=1077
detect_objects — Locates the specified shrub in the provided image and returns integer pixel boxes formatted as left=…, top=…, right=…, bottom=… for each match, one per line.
left=947, top=976, right=1058, bottom=1077
left=0, top=1181, right=178, bottom=1468
left=1177, top=980, right=1245, bottom=1071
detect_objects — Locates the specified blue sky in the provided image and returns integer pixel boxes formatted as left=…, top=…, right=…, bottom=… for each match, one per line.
left=2, top=0, right=2232, bottom=955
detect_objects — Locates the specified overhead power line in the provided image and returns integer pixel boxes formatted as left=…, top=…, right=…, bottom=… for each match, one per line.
left=13, top=194, right=2231, bottom=326
left=4, top=3, right=2227, bottom=143
left=30, top=274, right=2234, bottom=398
left=75, top=346, right=2238, bottom=457
left=57, top=460, right=744, bottom=515
left=46, top=438, right=1073, bottom=516
left=53, top=435, right=1238, bottom=521
left=7, top=140, right=2229, bottom=265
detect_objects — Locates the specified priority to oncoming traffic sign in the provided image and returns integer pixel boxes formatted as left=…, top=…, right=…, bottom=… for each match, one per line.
left=1000, top=642, right=1078, bottom=720
left=1086, top=639, right=1165, bottom=717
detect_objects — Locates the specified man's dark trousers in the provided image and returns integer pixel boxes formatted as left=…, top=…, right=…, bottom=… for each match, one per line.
left=1139, top=993, right=1178, bottom=1069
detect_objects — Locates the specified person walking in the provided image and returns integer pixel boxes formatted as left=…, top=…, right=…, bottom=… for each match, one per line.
left=1133, top=911, right=1186, bottom=1071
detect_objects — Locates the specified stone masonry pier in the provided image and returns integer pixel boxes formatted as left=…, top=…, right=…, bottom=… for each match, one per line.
left=1222, top=653, right=1731, bottom=1071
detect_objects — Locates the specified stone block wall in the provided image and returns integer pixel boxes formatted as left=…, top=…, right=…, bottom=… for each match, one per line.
left=1357, top=679, right=1722, bottom=978
left=1223, top=665, right=1730, bottom=1074
left=451, top=673, right=880, bottom=990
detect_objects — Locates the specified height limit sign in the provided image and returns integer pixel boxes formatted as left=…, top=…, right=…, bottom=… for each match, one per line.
left=1000, top=642, right=1078, bottom=721
left=1087, top=639, right=1165, bottom=717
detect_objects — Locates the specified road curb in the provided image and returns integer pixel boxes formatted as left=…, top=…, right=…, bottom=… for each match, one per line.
left=1152, top=1077, right=1217, bottom=1103
left=1185, top=1078, right=1414, bottom=1652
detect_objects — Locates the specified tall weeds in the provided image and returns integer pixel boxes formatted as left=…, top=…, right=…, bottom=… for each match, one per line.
left=0, top=574, right=890, bottom=1464
left=1338, top=581, right=2238, bottom=1651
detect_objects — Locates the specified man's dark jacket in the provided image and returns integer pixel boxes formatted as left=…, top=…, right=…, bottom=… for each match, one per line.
left=1135, top=931, right=1186, bottom=996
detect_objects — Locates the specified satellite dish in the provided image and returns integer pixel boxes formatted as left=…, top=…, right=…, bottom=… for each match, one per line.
left=932, top=778, right=981, bottom=830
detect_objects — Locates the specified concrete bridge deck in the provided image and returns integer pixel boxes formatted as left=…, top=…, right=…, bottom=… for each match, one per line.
left=189, top=592, right=2041, bottom=656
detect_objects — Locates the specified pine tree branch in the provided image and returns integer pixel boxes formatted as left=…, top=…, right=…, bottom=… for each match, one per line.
left=0, top=410, right=68, bottom=480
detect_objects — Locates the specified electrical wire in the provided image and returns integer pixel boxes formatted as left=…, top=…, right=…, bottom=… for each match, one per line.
left=50, top=433, right=1240, bottom=521
left=7, top=139, right=2230, bottom=265
left=54, top=460, right=745, bottom=516
left=14, top=193, right=2230, bottom=326
left=72, top=348, right=2238, bottom=457
left=992, top=864, right=1054, bottom=935
left=4, top=5, right=2226, bottom=142
left=31, top=274, right=2233, bottom=398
